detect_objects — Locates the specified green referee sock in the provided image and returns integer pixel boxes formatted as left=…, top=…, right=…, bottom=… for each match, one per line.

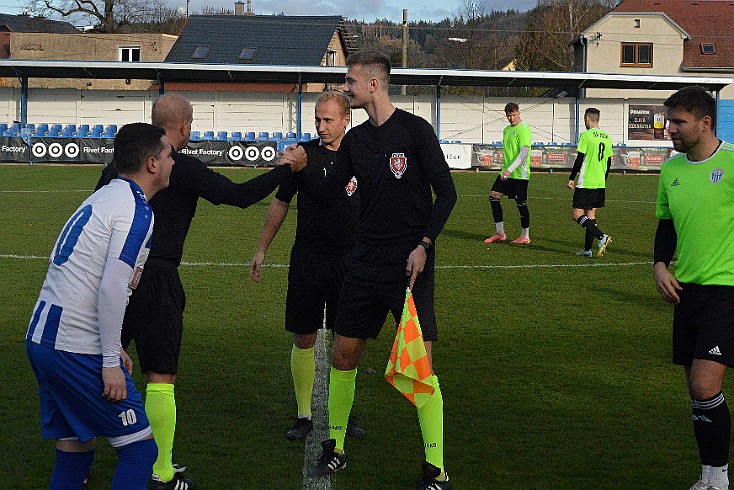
left=291, top=344, right=315, bottom=418
left=146, top=383, right=176, bottom=482
left=417, top=375, right=445, bottom=476
left=328, top=367, right=357, bottom=453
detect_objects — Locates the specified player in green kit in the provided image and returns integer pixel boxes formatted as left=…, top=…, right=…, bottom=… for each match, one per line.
left=654, top=86, right=734, bottom=490
left=567, top=108, right=613, bottom=257
left=485, top=102, right=533, bottom=245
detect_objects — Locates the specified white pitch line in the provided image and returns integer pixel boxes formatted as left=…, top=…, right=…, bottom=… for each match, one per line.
left=0, top=254, right=653, bottom=270
left=302, top=325, right=331, bottom=490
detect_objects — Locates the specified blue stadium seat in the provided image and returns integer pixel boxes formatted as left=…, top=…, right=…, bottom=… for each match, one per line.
left=47, top=127, right=61, bottom=137
left=0, top=123, right=8, bottom=133
left=65, top=124, right=76, bottom=132
left=286, top=132, right=296, bottom=140
left=257, top=131, right=269, bottom=141
left=299, top=132, right=311, bottom=142
left=32, top=126, right=46, bottom=137
left=75, top=127, right=88, bottom=138
left=5, top=127, right=19, bottom=137
left=101, top=128, right=116, bottom=138
left=189, top=130, right=201, bottom=141
left=272, top=131, right=283, bottom=140
left=203, top=131, right=215, bottom=140
left=230, top=131, right=242, bottom=141
left=91, top=124, right=103, bottom=133
left=244, top=131, right=256, bottom=141
left=106, top=124, right=117, bottom=133
left=216, top=131, right=228, bottom=141
left=79, top=124, right=89, bottom=132
left=89, top=127, right=103, bottom=138
left=10, top=122, right=20, bottom=132
left=25, top=123, right=35, bottom=132
left=61, top=127, right=75, bottom=138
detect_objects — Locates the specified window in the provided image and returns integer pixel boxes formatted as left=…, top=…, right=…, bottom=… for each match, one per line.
left=621, top=42, right=653, bottom=67
left=237, top=47, right=256, bottom=61
left=634, top=18, right=640, bottom=28
left=326, top=49, right=336, bottom=66
left=701, top=43, right=716, bottom=54
left=119, top=46, right=141, bottom=62
left=191, top=46, right=210, bottom=60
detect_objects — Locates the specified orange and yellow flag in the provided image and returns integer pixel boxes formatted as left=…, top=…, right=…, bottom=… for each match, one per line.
left=385, top=288, right=435, bottom=407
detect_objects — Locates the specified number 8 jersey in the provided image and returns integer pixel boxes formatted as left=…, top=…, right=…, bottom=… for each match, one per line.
left=26, top=178, right=154, bottom=363
left=576, top=128, right=614, bottom=189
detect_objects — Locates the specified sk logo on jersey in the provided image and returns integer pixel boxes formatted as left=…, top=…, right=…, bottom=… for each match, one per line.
left=130, top=266, right=144, bottom=289
left=711, top=168, right=724, bottom=184
left=671, top=178, right=679, bottom=187
left=345, top=176, right=358, bottom=196
left=390, top=153, right=407, bottom=179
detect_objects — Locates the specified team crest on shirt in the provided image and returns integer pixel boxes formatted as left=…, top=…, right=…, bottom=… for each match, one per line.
left=129, top=266, right=144, bottom=289
left=345, top=176, right=358, bottom=196
left=710, top=167, right=724, bottom=184
left=390, top=153, right=407, bottom=179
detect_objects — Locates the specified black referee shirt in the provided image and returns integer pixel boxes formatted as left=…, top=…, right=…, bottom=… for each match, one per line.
left=275, top=139, right=359, bottom=255
left=305, top=109, right=456, bottom=249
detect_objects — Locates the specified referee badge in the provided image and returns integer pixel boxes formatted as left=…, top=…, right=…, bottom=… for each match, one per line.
left=710, top=167, right=724, bottom=184
left=390, top=153, right=407, bottom=179
left=129, top=266, right=144, bottom=289
left=345, top=176, right=358, bottom=196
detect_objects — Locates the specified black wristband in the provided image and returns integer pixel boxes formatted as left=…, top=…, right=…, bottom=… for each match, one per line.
left=418, top=239, right=432, bottom=251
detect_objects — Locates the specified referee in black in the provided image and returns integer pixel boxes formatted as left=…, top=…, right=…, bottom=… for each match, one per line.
left=249, top=91, right=365, bottom=441
left=287, top=51, right=456, bottom=489
left=95, top=92, right=305, bottom=490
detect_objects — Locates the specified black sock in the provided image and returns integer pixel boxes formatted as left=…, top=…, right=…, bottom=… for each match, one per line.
left=692, top=393, right=731, bottom=466
left=517, top=200, right=529, bottom=229
left=577, top=216, right=603, bottom=240
left=584, top=229, right=594, bottom=251
left=489, top=197, right=503, bottom=224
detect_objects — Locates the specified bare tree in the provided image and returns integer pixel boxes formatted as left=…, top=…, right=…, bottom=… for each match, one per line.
left=26, top=0, right=177, bottom=32
left=515, top=0, right=615, bottom=73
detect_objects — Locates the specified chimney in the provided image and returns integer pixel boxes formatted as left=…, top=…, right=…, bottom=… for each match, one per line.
left=234, top=1, right=244, bottom=15
left=247, top=0, right=254, bottom=15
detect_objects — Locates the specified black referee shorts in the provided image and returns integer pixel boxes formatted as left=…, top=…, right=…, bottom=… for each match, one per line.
left=335, top=245, right=438, bottom=341
left=121, top=260, right=185, bottom=375
left=673, top=283, right=734, bottom=368
left=285, top=245, right=348, bottom=335
left=572, top=188, right=606, bottom=210
left=491, top=175, right=529, bottom=201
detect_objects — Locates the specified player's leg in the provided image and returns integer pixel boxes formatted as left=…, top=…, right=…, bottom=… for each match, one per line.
left=411, top=260, right=450, bottom=489
left=107, top=374, right=158, bottom=490
left=511, top=180, right=531, bottom=245
left=285, top=247, right=324, bottom=440
left=26, top=340, right=97, bottom=488
left=687, top=361, right=729, bottom=490
left=309, top=270, right=385, bottom=477
left=51, top=439, right=96, bottom=489
left=485, top=175, right=507, bottom=243
left=571, top=207, right=593, bottom=256
left=127, top=263, right=192, bottom=488
left=676, top=285, right=734, bottom=490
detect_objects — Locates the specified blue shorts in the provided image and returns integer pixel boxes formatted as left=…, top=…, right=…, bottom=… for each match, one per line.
left=27, top=340, right=151, bottom=447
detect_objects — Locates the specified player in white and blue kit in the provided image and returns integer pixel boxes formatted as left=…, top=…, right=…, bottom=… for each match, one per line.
left=26, top=123, right=175, bottom=489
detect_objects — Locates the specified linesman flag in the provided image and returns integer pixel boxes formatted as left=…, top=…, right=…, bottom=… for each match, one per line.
left=385, top=288, right=435, bottom=407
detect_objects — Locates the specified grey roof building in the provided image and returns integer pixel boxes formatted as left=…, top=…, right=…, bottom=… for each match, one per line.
left=0, top=14, right=77, bottom=34
left=165, top=15, right=353, bottom=66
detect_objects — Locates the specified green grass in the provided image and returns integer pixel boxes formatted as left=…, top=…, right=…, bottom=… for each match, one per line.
left=0, top=165, right=709, bottom=489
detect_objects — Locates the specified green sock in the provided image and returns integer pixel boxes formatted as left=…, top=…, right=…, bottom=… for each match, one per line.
left=291, top=344, right=315, bottom=418
left=146, top=383, right=176, bottom=482
left=328, top=367, right=356, bottom=452
left=417, top=375, right=444, bottom=474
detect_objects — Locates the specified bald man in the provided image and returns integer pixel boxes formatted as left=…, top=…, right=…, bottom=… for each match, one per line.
left=96, top=93, right=305, bottom=489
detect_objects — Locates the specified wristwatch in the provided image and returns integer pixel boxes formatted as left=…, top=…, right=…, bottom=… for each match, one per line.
left=418, top=239, right=433, bottom=252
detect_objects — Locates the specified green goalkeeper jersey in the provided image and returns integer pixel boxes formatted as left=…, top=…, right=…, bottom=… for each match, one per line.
left=656, top=142, right=734, bottom=285
left=502, top=122, right=532, bottom=180
left=576, top=128, right=613, bottom=189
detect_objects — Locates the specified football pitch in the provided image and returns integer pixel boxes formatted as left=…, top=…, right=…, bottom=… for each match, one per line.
left=0, top=164, right=708, bottom=489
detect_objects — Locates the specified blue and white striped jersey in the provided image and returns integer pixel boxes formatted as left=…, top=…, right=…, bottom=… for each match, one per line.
left=27, top=178, right=154, bottom=363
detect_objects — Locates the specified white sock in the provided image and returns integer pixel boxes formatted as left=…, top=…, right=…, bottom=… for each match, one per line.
left=705, top=464, right=729, bottom=487
left=495, top=222, right=505, bottom=235
left=521, top=228, right=530, bottom=239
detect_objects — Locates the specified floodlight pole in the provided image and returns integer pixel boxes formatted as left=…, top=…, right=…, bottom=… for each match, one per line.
left=401, top=9, right=408, bottom=96
left=20, top=75, right=28, bottom=128
left=297, top=73, right=303, bottom=138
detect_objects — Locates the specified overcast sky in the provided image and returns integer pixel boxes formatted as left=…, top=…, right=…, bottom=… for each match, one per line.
left=2, top=0, right=538, bottom=23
